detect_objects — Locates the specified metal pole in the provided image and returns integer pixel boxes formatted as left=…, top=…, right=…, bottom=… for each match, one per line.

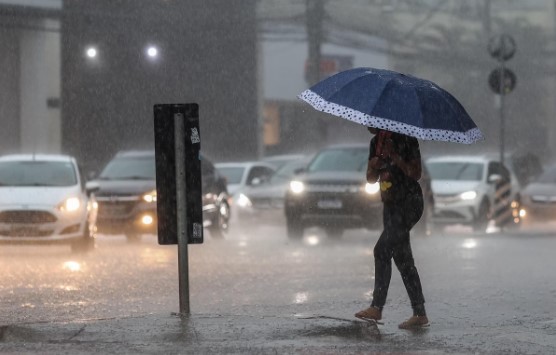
left=499, top=44, right=506, bottom=166
left=174, top=112, right=190, bottom=315
left=306, top=0, right=323, bottom=87
left=306, top=0, right=326, bottom=144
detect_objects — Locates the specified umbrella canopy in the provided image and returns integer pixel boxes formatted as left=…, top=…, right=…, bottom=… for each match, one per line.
left=298, top=67, right=484, bottom=144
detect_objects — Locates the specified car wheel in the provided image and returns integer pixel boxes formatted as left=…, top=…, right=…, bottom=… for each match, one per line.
left=325, top=227, right=343, bottom=239
left=209, top=202, right=230, bottom=239
left=71, top=223, right=95, bottom=254
left=286, top=217, right=303, bottom=240
left=473, top=199, right=490, bottom=232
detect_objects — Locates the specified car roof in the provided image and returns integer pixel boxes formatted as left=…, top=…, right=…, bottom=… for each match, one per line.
left=262, top=154, right=306, bottom=161
left=319, top=143, right=369, bottom=150
left=113, top=150, right=214, bottom=161
left=426, top=155, right=499, bottom=164
left=114, top=150, right=155, bottom=158
left=0, top=154, right=76, bottom=163
left=215, top=161, right=274, bottom=168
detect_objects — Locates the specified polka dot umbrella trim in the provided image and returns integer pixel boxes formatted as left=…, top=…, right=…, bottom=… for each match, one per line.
left=298, top=67, right=484, bottom=144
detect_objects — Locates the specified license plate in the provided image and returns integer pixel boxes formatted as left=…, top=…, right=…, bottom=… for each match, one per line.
left=317, top=199, right=343, bottom=209
left=10, top=225, right=38, bottom=236
left=100, top=204, right=130, bottom=216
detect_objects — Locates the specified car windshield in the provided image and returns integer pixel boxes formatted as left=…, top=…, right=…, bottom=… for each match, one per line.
left=0, top=161, right=77, bottom=187
left=216, top=166, right=245, bottom=184
left=427, top=162, right=484, bottom=181
left=99, top=156, right=156, bottom=180
left=536, top=166, right=556, bottom=184
left=308, top=148, right=368, bottom=173
left=269, top=160, right=307, bottom=184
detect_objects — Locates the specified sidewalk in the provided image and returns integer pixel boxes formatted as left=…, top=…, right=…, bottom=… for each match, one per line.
left=0, top=312, right=463, bottom=354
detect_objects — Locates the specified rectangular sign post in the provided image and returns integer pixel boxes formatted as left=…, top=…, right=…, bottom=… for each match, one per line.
left=153, top=103, right=203, bottom=315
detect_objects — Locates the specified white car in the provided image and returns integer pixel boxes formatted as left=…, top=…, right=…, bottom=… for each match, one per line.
left=0, top=154, right=98, bottom=252
left=234, top=156, right=310, bottom=227
left=426, top=155, right=520, bottom=231
left=215, top=161, right=276, bottom=197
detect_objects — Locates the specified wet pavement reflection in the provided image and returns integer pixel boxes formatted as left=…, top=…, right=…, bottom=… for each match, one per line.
left=0, top=220, right=555, bottom=353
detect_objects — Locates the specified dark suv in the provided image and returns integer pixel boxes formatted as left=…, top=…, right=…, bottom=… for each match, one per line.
left=89, top=150, right=230, bottom=241
left=284, top=144, right=383, bottom=239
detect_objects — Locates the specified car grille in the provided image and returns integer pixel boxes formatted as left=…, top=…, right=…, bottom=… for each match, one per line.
left=0, top=210, right=57, bottom=224
left=304, top=182, right=361, bottom=194
left=97, top=200, right=137, bottom=218
left=0, top=227, right=54, bottom=237
left=434, top=193, right=462, bottom=203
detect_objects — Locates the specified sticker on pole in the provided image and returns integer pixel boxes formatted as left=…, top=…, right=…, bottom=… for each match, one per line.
left=191, top=127, right=200, bottom=144
left=192, top=222, right=203, bottom=242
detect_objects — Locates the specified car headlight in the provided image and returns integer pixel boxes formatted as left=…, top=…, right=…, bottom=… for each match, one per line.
left=364, top=182, right=380, bottom=195
left=290, top=180, right=305, bottom=194
left=58, top=197, right=81, bottom=212
left=143, top=189, right=157, bottom=203
left=459, top=191, right=477, bottom=200
left=236, top=193, right=252, bottom=208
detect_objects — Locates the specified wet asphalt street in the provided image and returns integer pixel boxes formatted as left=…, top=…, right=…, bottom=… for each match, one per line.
left=0, top=221, right=555, bottom=354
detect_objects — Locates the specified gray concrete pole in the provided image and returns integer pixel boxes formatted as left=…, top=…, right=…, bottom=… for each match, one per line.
left=174, top=112, right=190, bottom=315
left=499, top=48, right=506, bottom=166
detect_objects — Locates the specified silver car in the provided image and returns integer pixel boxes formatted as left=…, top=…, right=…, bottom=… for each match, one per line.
left=520, top=164, right=556, bottom=223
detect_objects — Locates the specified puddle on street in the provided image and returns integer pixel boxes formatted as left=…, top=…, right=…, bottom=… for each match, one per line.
left=301, top=322, right=382, bottom=342
left=291, top=314, right=382, bottom=342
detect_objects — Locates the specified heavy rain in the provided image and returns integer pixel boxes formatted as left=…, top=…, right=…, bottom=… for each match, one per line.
left=0, top=1, right=555, bottom=353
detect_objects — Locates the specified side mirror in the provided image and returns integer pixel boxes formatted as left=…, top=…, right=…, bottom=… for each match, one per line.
left=85, top=181, right=100, bottom=196
left=488, top=174, right=502, bottom=184
left=294, top=167, right=305, bottom=175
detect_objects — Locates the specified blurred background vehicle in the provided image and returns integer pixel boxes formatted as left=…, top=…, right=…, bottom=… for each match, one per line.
left=261, top=154, right=308, bottom=170
left=0, top=154, right=97, bottom=253
left=284, top=144, right=382, bottom=239
left=520, top=163, right=556, bottom=224
left=413, top=163, right=435, bottom=236
left=89, top=150, right=230, bottom=241
left=508, top=152, right=544, bottom=188
left=234, top=155, right=311, bottom=229
left=215, top=161, right=276, bottom=197
left=426, top=155, right=521, bottom=232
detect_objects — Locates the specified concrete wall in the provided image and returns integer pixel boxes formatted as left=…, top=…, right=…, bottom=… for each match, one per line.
left=0, top=27, right=20, bottom=153
left=0, top=17, right=60, bottom=155
left=61, top=0, right=259, bottom=171
left=19, top=19, right=60, bottom=154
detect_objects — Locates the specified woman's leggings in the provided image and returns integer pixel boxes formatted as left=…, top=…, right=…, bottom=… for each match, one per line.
left=371, top=193, right=425, bottom=310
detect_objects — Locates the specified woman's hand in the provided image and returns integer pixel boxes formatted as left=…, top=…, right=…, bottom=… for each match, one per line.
left=367, top=157, right=385, bottom=183
left=369, top=156, right=386, bottom=170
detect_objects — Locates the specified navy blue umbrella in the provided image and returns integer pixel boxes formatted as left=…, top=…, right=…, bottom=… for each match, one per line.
left=298, top=67, right=483, bottom=144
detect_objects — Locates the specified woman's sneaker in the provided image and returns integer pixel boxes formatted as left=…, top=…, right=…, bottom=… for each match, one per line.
left=354, top=306, right=382, bottom=323
left=398, top=315, right=430, bottom=329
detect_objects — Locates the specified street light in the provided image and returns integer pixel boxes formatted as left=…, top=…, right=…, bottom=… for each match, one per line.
left=146, top=45, right=159, bottom=59
left=85, top=46, right=97, bottom=59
